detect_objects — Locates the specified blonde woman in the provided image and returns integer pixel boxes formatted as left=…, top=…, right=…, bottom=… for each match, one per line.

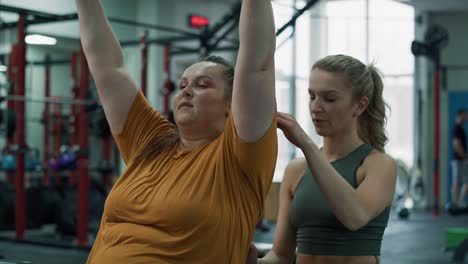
left=250, top=54, right=396, bottom=264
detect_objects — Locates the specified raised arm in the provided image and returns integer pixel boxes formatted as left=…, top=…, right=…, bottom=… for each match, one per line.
left=76, top=0, right=138, bottom=134
left=233, top=0, right=276, bottom=142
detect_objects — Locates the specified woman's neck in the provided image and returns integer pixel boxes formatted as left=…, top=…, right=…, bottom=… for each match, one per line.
left=178, top=129, right=222, bottom=151
left=322, top=131, right=364, bottom=162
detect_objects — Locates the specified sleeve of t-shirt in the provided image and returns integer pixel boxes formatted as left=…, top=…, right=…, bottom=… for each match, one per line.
left=113, top=90, right=176, bottom=164
left=222, top=113, right=278, bottom=199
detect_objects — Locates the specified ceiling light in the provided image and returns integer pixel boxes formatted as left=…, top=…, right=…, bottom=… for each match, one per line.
left=25, top=34, right=57, bottom=45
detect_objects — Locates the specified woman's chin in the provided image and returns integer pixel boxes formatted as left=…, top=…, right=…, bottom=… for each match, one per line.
left=174, top=116, right=196, bottom=128
left=314, top=128, right=327, bottom=137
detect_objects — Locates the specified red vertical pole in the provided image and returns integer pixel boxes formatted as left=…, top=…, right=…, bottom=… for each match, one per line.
left=15, top=15, right=27, bottom=241
left=433, top=66, right=440, bottom=216
left=140, top=30, right=148, bottom=96
left=70, top=53, right=78, bottom=186
left=42, top=54, right=51, bottom=186
left=163, top=45, right=171, bottom=117
left=77, top=47, right=90, bottom=246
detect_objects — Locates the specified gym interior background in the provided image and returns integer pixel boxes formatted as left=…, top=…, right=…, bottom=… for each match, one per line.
left=0, top=0, right=467, bottom=263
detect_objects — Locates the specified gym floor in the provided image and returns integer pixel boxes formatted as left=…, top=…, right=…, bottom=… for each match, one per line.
left=0, top=209, right=466, bottom=264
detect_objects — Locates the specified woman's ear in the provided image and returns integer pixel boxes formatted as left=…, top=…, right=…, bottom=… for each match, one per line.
left=355, top=96, right=369, bottom=116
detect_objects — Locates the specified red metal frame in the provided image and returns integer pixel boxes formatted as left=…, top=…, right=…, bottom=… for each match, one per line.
left=77, top=47, right=90, bottom=246
left=14, top=15, right=26, bottom=241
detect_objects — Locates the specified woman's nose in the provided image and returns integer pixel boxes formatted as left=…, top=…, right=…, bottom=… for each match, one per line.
left=182, top=87, right=193, bottom=97
left=310, top=100, right=323, bottom=113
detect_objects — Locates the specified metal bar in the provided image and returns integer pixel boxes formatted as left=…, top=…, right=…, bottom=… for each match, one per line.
left=26, top=31, right=80, bottom=43
left=14, top=15, right=26, bottom=241
left=205, top=2, right=242, bottom=39
left=146, top=35, right=197, bottom=45
left=276, top=0, right=319, bottom=37
left=170, top=45, right=197, bottom=53
left=276, top=29, right=295, bottom=50
left=0, top=13, right=78, bottom=30
left=209, top=19, right=239, bottom=51
left=108, top=17, right=199, bottom=38
left=169, top=46, right=197, bottom=55
left=170, top=45, right=238, bottom=56
left=219, top=37, right=239, bottom=45
left=77, top=46, right=90, bottom=247
left=0, top=4, right=59, bottom=19
left=119, top=39, right=142, bottom=47
left=28, top=60, right=70, bottom=66
left=120, top=35, right=197, bottom=47
left=4, top=95, right=97, bottom=105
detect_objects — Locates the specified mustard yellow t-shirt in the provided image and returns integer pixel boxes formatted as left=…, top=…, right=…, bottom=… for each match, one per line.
left=86, top=91, right=277, bottom=264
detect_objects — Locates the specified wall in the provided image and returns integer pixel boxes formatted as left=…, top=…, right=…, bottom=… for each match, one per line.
left=416, top=10, right=468, bottom=208
left=431, top=11, right=468, bottom=207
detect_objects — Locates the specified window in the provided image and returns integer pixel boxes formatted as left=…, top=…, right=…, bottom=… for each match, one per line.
left=273, top=0, right=415, bottom=181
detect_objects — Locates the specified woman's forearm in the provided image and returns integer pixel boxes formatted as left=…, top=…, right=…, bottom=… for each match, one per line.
left=76, top=0, right=124, bottom=72
left=258, top=250, right=291, bottom=264
left=237, top=0, right=275, bottom=72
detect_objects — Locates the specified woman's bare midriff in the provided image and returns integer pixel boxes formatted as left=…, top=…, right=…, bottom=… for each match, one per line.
left=296, top=253, right=379, bottom=264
